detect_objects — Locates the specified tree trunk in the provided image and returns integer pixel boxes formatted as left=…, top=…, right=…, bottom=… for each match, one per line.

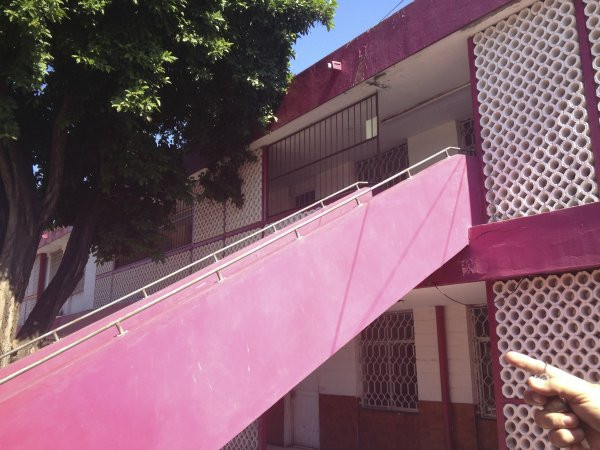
left=0, top=142, right=43, bottom=364
left=0, top=96, right=69, bottom=359
left=17, top=199, right=100, bottom=342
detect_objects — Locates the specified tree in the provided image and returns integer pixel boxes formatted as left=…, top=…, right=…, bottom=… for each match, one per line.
left=0, top=0, right=336, bottom=353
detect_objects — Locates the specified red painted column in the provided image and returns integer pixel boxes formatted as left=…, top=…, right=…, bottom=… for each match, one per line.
left=486, top=281, right=508, bottom=450
left=36, top=254, right=48, bottom=299
left=467, top=36, right=491, bottom=226
left=435, top=306, right=454, bottom=450
left=258, top=416, right=267, bottom=450
left=574, top=0, right=600, bottom=181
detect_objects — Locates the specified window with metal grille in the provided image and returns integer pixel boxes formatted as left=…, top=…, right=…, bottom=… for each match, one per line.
left=470, top=305, right=496, bottom=419
left=360, top=311, right=418, bottom=411
left=294, top=190, right=315, bottom=209
left=114, top=200, right=193, bottom=268
left=267, top=95, right=379, bottom=217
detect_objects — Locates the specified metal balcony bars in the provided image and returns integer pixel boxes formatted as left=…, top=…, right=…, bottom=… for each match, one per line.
left=0, top=146, right=460, bottom=385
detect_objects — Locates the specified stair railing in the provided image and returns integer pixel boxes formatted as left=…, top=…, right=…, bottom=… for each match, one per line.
left=0, top=146, right=460, bottom=384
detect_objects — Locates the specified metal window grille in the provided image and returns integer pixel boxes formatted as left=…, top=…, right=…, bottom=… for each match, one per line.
left=221, top=419, right=259, bottom=450
left=355, top=143, right=409, bottom=190
left=360, top=311, right=418, bottom=411
left=115, top=200, right=193, bottom=268
left=470, top=305, right=496, bottom=419
left=267, top=95, right=379, bottom=217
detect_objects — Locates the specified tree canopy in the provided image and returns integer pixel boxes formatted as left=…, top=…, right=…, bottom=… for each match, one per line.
left=0, top=0, right=336, bottom=345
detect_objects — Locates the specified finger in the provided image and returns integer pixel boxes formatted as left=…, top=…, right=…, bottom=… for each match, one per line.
left=505, top=351, right=571, bottom=379
left=543, top=397, right=570, bottom=413
left=569, top=443, right=590, bottom=450
left=523, top=389, right=548, bottom=406
left=529, top=375, right=589, bottom=402
left=547, top=428, right=586, bottom=447
left=534, top=410, right=579, bottom=429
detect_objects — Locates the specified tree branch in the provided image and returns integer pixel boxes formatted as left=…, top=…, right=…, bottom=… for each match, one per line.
left=39, top=95, right=71, bottom=225
left=17, top=195, right=101, bottom=340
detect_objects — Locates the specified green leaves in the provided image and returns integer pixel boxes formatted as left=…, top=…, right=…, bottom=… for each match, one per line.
left=0, top=0, right=336, bottom=263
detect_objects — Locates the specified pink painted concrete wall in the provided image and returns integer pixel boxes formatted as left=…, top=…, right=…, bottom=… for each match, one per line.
left=422, top=200, right=600, bottom=286
left=0, top=155, right=473, bottom=450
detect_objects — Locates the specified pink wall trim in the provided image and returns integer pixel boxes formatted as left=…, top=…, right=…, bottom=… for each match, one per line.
left=0, top=155, right=473, bottom=449
left=467, top=37, right=490, bottom=226
left=486, top=281, right=508, bottom=450
left=272, top=0, right=513, bottom=130
left=435, top=306, right=454, bottom=450
left=574, top=0, right=600, bottom=182
left=36, top=254, right=47, bottom=298
left=38, top=227, right=71, bottom=249
left=422, top=201, right=600, bottom=287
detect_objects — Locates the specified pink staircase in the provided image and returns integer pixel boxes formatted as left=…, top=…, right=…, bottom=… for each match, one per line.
left=0, top=154, right=474, bottom=449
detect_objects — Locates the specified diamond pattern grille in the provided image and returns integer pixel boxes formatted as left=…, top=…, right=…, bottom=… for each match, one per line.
left=221, top=420, right=259, bottom=450
left=470, top=305, right=496, bottom=419
left=360, top=311, right=418, bottom=411
left=355, top=144, right=409, bottom=186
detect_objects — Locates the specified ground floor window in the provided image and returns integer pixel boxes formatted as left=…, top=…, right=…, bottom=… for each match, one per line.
left=360, top=310, right=418, bottom=411
left=470, top=305, right=496, bottom=419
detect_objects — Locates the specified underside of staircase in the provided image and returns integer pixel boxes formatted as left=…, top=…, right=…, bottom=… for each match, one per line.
left=0, top=154, right=474, bottom=449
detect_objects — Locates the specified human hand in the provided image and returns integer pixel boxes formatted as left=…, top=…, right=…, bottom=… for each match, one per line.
left=504, top=351, right=600, bottom=449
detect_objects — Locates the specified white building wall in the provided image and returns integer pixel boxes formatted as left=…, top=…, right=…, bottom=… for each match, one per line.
left=61, top=255, right=97, bottom=315
left=317, top=338, right=359, bottom=397
left=413, top=306, right=442, bottom=402
left=406, top=121, right=460, bottom=172
left=445, top=304, right=475, bottom=404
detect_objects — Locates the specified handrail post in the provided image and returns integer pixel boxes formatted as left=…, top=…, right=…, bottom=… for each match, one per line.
left=115, top=322, right=127, bottom=336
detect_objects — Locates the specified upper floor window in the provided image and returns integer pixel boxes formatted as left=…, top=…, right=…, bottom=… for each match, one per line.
left=114, top=200, right=193, bottom=269
left=360, top=310, right=418, bottom=411
left=267, top=94, right=379, bottom=218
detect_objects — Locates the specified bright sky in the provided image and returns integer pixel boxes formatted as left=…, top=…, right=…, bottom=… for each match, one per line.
left=290, top=0, right=414, bottom=74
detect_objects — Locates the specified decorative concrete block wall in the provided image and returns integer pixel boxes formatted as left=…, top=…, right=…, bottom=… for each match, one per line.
left=93, top=151, right=264, bottom=308
left=583, top=0, right=600, bottom=122
left=473, top=0, right=599, bottom=222
left=493, top=270, right=600, bottom=449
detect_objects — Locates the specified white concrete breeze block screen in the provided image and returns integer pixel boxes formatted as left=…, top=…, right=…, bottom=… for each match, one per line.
left=583, top=0, right=600, bottom=120
left=221, top=420, right=259, bottom=450
left=493, top=270, right=600, bottom=449
left=473, top=0, right=599, bottom=222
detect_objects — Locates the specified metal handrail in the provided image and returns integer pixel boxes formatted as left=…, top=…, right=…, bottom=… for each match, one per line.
left=2, top=182, right=368, bottom=361
left=0, top=146, right=459, bottom=384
